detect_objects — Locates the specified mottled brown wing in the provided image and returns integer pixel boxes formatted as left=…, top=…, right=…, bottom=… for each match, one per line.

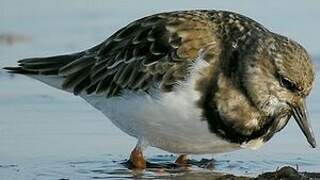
left=58, top=11, right=217, bottom=96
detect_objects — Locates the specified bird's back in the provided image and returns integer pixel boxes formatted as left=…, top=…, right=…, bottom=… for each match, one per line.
left=4, top=10, right=270, bottom=98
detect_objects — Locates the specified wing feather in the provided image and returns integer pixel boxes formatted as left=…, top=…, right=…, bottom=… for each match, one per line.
left=7, top=10, right=219, bottom=97
left=82, top=11, right=218, bottom=96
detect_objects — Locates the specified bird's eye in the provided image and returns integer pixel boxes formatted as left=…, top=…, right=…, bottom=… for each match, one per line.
left=280, top=77, right=298, bottom=91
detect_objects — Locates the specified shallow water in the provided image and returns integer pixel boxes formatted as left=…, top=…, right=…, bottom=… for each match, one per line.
left=1, top=0, right=320, bottom=179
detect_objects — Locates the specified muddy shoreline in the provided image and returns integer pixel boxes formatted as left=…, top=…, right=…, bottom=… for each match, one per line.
left=122, top=160, right=320, bottom=179
left=182, top=166, right=320, bottom=180
left=149, top=166, right=320, bottom=179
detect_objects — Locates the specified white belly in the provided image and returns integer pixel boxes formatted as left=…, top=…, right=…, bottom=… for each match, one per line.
left=27, top=59, right=240, bottom=154
left=81, top=89, right=240, bottom=154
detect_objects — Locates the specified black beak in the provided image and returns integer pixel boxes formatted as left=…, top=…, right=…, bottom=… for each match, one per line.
left=291, top=99, right=317, bottom=148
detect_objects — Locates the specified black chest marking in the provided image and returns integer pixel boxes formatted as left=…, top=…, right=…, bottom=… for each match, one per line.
left=200, top=73, right=277, bottom=144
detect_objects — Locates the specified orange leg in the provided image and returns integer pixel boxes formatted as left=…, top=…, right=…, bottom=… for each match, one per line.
left=175, top=154, right=189, bottom=166
left=129, top=147, right=146, bottom=169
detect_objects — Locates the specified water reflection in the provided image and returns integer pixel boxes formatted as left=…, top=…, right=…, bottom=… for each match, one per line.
left=2, top=155, right=311, bottom=179
left=64, top=157, right=222, bottom=179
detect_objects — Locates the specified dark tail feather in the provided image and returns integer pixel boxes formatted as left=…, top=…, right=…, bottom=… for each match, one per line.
left=3, top=67, right=34, bottom=74
left=3, top=52, right=85, bottom=75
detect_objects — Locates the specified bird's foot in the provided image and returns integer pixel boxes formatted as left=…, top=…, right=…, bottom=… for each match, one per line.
left=196, top=158, right=215, bottom=169
left=129, top=147, right=146, bottom=169
left=175, top=154, right=190, bottom=167
left=176, top=155, right=215, bottom=169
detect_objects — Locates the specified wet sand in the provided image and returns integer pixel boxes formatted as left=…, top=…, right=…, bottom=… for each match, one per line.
left=122, top=160, right=320, bottom=179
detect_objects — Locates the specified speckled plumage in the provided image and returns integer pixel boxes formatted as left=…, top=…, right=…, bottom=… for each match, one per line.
left=4, top=10, right=316, bottom=158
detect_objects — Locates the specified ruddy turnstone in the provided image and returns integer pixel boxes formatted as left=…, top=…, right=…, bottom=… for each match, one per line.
left=4, top=10, right=317, bottom=169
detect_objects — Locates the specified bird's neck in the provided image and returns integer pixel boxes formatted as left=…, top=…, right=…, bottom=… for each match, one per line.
left=197, top=66, right=274, bottom=144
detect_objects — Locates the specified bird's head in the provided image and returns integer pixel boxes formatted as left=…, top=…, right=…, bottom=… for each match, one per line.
left=238, top=34, right=316, bottom=148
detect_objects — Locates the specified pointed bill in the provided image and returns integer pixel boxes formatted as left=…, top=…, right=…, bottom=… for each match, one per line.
left=291, top=99, right=317, bottom=148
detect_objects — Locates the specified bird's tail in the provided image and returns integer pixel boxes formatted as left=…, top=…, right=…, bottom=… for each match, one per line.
left=3, top=52, right=89, bottom=92
left=3, top=52, right=85, bottom=75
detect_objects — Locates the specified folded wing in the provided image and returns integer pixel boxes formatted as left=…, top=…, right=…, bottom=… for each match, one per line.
left=5, top=11, right=218, bottom=97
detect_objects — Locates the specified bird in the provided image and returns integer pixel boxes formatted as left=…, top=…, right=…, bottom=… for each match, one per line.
left=4, top=10, right=317, bottom=169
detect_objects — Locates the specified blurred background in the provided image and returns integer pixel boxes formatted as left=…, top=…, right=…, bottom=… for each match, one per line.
left=0, top=0, right=319, bottom=179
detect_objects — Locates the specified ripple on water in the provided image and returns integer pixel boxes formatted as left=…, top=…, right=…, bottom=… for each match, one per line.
left=43, top=157, right=225, bottom=179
